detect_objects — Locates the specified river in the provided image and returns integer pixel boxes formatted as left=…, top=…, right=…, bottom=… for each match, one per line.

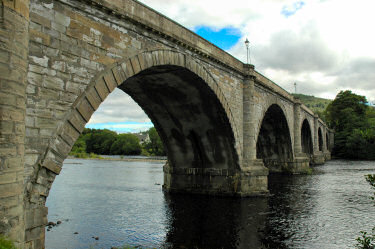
left=45, top=159, right=375, bottom=249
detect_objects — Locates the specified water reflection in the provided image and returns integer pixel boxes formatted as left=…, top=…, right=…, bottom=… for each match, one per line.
left=162, top=193, right=268, bottom=249
left=46, top=159, right=375, bottom=249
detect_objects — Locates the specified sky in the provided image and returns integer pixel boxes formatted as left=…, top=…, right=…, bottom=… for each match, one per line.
left=87, top=0, right=375, bottom=133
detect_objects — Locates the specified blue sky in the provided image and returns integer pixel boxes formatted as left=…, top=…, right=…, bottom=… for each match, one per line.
left=88, top=0, right=375, bottom=133
left=86, top=121, right=154, bottom=133
left=281, top=1, right=305, bottom=17
left=194, top=26, right=242, bottom=50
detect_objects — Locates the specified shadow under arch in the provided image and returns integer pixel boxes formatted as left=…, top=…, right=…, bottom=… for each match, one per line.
left=318, top=127, right=323, bottom=151
left=31, top=49, right=241, bottom=204
left=301, top=119, right=313, bottom=162
left=120, top=64, right=239, bottom=171
left=256, top=104, right=293, bottom=173
left=326, top=132, right=330, bottom=151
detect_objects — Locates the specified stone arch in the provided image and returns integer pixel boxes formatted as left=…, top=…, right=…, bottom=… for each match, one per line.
left=256, top=104, right=293, bottom=173
left=28, top=49, right=241, bottom=205
left=318, top=127, right=323, bottom=151
left=255, top=98, right=294, bottom=148
left=301, top=118, right=313, bottom=158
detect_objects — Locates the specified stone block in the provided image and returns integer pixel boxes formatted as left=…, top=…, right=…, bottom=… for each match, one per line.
left=25, top=225, right=44, bottom=242
left=24, top=154, right=39, bottom=166
left=103, top=71, right=117, bottom=93
left=111, top=65, right=126, bottom=86
left=68, top=110, right=86, bottom=132
left=0, top=106, right=24, bottom=122
left=25, top=207, right=48, bottom=230
left=0, top=195, right=20, bottom=209
left=51, top=136, right=72, bottom=159
left=66, top=81, right=84, bottom=95
left=51, top=61, right=66, bottom=72
left=60, top=122, right=80, bottom=146
left=0, top=172, right=17, bottom=185
left=42, top=157, right=62, bottom=175
left=42, top=75, right=64, bottom=91
left=130, top=57, right=141, bottom=74
left=85, top=87, right=101, bottom=111
left=0, top=182, right=23, bottom=198
left=55, top=12, right=70, bottom=27
left=0, top=120, right=13, bottom=134
left=120, top=60, right=134, bottom=78
left=29, top=29, right=50, bottom=46
left=94, top=77, right=109, bottom=101
left=76, top=97, right=94, bottom=122
left=35, top=117, right=56, bottom=129
left=30, top=12, right=51, bottom=28
left=59, top=91, right=77, bottom=104
left=51, top=21, right=66, bottom=33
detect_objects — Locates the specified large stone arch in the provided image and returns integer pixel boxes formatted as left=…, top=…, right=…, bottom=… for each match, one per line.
left=255, top=103, right=294, bottom=173
left=27, top=49, right=241, bottom=205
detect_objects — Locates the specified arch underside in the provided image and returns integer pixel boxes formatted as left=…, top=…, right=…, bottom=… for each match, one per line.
left=318, top=128, right=323, bottom=151
left=256, top=104, right=293, bottom=173
left=120, top=65, right=239, bottom=171
left=301, top=119, right=313, bottom=161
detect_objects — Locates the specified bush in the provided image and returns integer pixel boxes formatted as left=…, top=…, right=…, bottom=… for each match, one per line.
left=356, top=174, right=375, bottom=249
left=0, top=236, right=16, bottom=249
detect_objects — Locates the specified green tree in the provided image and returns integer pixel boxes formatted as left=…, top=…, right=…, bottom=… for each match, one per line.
left=110, top=133, right=142, bottom=155
left=86, top=129, right=117, bottom=155
left=143, top=127, right=165, bottom=156
left=325, top=90, right=368, bottom=131
left=325, top=90, right=375, bottom=159
left=70, top=136, right=86, bottom=154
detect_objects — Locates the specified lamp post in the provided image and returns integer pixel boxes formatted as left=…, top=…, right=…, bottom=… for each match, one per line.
left=245, top=38, right=250, bottom=64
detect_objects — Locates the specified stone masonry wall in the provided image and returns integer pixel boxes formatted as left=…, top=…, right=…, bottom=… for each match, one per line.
left=0, top=0, right=29, bottom=246
left=23, top=1, right=245, bottom=246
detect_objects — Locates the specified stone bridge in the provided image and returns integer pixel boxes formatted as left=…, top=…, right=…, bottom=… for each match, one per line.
left=0, top=0, right=334, bottom=247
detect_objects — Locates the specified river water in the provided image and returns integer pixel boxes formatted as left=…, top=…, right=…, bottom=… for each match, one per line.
left=45, top=159, right=375, bottom=249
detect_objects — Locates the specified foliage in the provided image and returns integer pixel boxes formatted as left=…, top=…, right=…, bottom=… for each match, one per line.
left=85, top=129, right=117, bottom=155
left=292, top=93, right=332, bottom=117
left=355, top=174, right=375, bottom=249
left=0, top=236, right=16, bottom=249
left=325, top=90, right=375, bottom=159
left=142, top=127, right=165, bottom=156
left=69, top=127, right=165, bottom=157
left=110, top=134, right=142, bottom=155
left=356, top=229, right=375, bottom=249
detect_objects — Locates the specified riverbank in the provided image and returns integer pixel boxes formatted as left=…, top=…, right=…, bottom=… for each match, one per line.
left=67, top=154, right=167, bottom=163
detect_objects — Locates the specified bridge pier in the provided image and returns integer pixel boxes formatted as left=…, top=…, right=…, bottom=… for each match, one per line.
left=241, top=64, right=269, bottom=195
left=163, top=161, right=269, bottom=197
left=0, top=0, right=30, bottom=247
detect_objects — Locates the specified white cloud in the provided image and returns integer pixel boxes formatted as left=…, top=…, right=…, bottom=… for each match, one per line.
left=88, top=88, right=151, bottom=124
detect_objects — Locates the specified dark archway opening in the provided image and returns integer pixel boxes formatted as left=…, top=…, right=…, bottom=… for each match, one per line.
left=318, top=128, right=323, bottom=151
left=301, top=119, right=313, bottom=159
left=326, top=133, right=329, bottom=151
left=256, top=104, right=293, bottom=173
left=119, top=65, right=239, bottom=171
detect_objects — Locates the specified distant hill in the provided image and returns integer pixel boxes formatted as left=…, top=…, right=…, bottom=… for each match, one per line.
left=292, top=93, right=332, bottom=113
